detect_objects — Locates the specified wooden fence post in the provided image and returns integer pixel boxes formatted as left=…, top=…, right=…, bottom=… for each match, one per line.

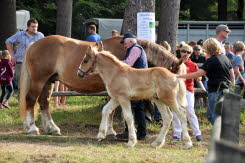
left=220, top=93, right=241, bottom=143
left=206, top=116, right=222, bottom=163
left=215, top=140, right=245, bottom=163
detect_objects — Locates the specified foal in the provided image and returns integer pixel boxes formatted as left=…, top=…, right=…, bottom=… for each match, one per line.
left=77, top=46, right=192, bottom=148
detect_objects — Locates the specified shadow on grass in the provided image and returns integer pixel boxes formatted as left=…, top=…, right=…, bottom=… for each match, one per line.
left=0, top=133, right=126, bottom=147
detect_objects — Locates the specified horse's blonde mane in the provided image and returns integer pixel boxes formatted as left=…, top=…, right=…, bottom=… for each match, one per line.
left=98, top=50, right=130, bottom=68
left=137, top=39, right=179, bottom=68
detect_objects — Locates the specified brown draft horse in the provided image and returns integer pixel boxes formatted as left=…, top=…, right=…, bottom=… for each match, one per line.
left=77, top=46, right=192, bottom=148
left=19, top=35, right=186, bottom=136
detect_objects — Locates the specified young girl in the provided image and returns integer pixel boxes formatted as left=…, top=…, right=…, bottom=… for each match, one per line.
left=171, top=44, right=203, bottom=141
left=0, top=50, right=14, bottom=109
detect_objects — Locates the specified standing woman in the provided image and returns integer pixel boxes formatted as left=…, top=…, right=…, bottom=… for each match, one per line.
left=171, top=44, right=202, bottom=141
left=177, top=38, right=235, bottom=125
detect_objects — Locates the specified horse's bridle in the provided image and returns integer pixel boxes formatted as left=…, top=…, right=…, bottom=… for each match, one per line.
left=78, top=41, right=103, bottom=76
left=78, top=54, right=97, bottom=76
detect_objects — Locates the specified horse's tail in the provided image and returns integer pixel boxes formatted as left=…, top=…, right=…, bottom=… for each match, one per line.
left=19, top=42, right=37, bottom=120
left=176, top=78, right=187, bottom=108
left=175, top=63, right=187, bottom=107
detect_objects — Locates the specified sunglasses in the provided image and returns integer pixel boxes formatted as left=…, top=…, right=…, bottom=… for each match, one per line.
left=181, top=50, right=191, bottom=54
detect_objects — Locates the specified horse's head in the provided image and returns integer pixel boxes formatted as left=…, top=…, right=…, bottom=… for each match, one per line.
left=169, top=54, right=188, bottom=74
left=77, top=45, right=98, bottom=78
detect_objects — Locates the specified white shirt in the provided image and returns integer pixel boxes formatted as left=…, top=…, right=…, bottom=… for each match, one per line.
left=215, top=38, right=226, bottom=55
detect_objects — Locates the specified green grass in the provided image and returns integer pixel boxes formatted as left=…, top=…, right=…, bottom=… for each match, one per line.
left=0, top=93, right=244, bottom=162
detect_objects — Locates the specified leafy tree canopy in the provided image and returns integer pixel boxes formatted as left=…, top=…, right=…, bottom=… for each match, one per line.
left=16, top=0, right=244, bottom=38
left=16, top=0, right=125, bottom=38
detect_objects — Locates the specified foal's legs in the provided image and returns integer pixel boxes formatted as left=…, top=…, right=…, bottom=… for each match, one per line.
left=38, top=82, right=61, bottom=136
left=151, top=99, right=173, bottom=148
left=97, top=99, right=119, bottom=140
left=107, top=109, right=117, bottom=136
left=172, top=105, right=193, bottom=148
left=120, top=99, right=137, bottom=147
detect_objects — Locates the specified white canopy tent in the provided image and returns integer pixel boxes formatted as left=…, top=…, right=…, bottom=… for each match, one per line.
left=16, top=10, right=30, bottom=31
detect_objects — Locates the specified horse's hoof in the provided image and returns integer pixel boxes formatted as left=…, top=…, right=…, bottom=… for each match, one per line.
left=151, top=141, right=164, bottom=148
left=127, top=139, right=137, bottom=147
left=151, top=142, right=158, bottom=148
left=52, top=132, right=62, bottom=136
left=98, top=139, right=103, bottom=142
left=106, top=134, right=117, bottom=140
left=184, top=142, right=193, bottom=149
left=97, top=132, right=106, bottom=140
left=106, top=129, right=117, bottom=136
left=28, top=130, right=40, bottom=135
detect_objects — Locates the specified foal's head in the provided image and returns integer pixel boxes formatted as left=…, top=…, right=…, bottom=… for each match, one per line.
left=77, top=45, right=98, bottom=78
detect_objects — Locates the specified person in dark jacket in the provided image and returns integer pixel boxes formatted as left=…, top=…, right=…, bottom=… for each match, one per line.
left=0, top=50, right=14, bottom=109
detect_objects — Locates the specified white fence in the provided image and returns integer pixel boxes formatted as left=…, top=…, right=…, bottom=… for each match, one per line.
left=84, top=18, right=245, bottom=44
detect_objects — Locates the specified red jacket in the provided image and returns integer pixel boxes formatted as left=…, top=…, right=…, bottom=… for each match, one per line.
left=184, top=59, right=199, bottom=93
left=0, top=59, right=14, bottom=85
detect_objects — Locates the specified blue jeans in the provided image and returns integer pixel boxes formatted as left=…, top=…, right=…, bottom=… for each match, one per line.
left=12, top=72, right=18, bottom=89
left=207, top=91, right=223, bottom=125
left=194, top=79, right=208, bottom=90
left=0, top=83, right=14, bottom=103
left=202, top=80, right=208, bottom=90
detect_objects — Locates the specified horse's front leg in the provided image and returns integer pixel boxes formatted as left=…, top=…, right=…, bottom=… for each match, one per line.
left=120, top=99, right=137, bottom=147
left=39, top=82, right=61, bottom=136
left=97, top=99, right=119, bottom=141
left=106, top=109, right=117, bottom=136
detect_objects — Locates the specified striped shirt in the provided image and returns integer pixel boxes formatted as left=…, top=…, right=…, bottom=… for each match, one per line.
left=6, top=31, right=44, bottom=62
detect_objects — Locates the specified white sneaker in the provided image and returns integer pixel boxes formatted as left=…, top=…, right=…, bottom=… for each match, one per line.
left=3, top=102, right=10, bottom=109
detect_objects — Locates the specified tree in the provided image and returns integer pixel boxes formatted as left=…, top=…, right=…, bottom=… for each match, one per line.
left=0, top=0, right=16, bottom=50
left=237, top=0, right=244, bottom=20
left=189, top=0, right=216, bottom=20
left=157, top=0, right=181, bottom=53
left=121, top=0, right=155, bottom=35
left=218, top=0, right=227, bottom=20
left=56, top=0, right=73, bottom=37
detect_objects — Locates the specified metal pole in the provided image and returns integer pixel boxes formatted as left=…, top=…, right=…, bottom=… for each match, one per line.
left=206, top=24, right=209, bottom=39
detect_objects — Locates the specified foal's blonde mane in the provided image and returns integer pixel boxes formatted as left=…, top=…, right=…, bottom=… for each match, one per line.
left=98, top=50, right=129, bottom=68
left=137, top=39, right=178, bottom=68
